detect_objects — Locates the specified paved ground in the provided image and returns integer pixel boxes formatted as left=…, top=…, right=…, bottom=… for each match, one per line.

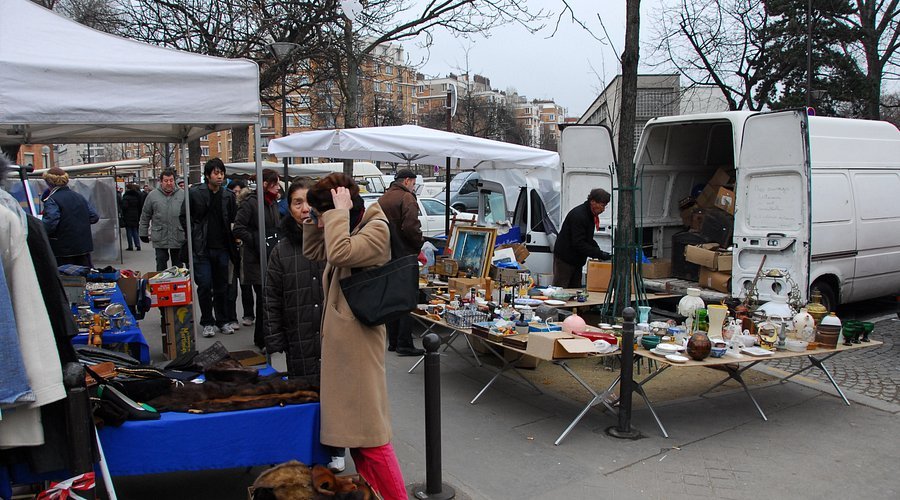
left=96, top=245, right=900, bottom=499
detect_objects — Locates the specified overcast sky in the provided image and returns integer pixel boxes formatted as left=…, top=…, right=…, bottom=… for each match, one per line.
left=405, top=0, right=659, bottom=119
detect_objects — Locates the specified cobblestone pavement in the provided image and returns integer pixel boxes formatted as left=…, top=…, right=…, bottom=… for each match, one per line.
left=765, top=317, right=899, bottom=404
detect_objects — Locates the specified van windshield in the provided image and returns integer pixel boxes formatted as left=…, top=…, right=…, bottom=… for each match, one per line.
left=450, top=172, right=474, bottom=191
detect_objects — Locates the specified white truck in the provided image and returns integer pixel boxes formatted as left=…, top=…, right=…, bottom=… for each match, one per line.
left=478, top=110, right=900, bottom=310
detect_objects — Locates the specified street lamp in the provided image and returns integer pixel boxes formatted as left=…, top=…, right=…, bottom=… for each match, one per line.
left=268, top=41, right=301, bottom=186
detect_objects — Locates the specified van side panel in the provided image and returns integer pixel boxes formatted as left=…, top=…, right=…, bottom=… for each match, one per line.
left=847, top=171, right=900, bottom=300
left=809, top=171, right=857, bottom=300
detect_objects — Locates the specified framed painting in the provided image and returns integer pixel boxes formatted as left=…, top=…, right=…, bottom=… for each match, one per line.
left=450, top=226, right=497, bottom=279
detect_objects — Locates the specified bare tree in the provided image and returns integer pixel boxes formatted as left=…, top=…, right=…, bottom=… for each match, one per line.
left=839, top=0, right=900, bottom=119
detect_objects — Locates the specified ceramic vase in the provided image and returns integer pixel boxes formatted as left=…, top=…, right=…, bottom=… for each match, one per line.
left=707, top=304, right=728, bottom=339
left=678, top=288, right=705, bottom=332
left=686, top=332, right=712, bottom=360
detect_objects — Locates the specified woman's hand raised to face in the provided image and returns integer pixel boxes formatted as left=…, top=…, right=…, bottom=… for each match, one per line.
left=331, top=187, right=353, bottom=210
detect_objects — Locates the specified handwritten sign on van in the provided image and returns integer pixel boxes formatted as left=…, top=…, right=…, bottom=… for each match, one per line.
left=746, top=174, right=803, bottom=229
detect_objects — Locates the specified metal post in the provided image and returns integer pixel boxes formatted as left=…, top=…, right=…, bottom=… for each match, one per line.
left=413, top=333, right=456, bottom=500
left=806, top=0, right=812, bottom=108
left=444, top=90, right=452, bottom=238
left=607, top=307, right=641, bottom=439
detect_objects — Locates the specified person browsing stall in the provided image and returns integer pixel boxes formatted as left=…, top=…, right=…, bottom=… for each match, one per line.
left=302, top=173, right=407, bottom=499
left=40, top=167, right=100, bottom=267
left=139, top=169, right=186, bottom=270
left=552, top=188, right=612, bottom=288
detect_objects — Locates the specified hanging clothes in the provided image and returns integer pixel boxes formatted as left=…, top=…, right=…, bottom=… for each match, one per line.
left=0, top=198, right=65, bottom=448
left=0, top=256, right=33, bottom=407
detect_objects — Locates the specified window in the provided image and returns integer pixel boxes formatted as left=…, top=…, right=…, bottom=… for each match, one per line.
left=200, top=135, right=209, bottom=141
left=421, top=199, right=448, bottom=216
left=855, top=172, right=900, bottom=220
left=201, top=146, right=209, bottom=157
left=261, top=116, right=274, bottom=128
left=23, top=153, right=34, bottom=167
left=374, top=82, right=381, bottom=92
left=386, top=82, right=393, bottom=93
left=297, top=114, right=311, bottom=127
left=386, top=65, right=393, bottom=75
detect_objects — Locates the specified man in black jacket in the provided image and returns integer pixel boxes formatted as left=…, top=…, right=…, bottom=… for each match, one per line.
left=377, top=169, right=424, bottom=356
left=181, top=158, right=237, bottom=338
left=552, top=188, right=611, bottom=288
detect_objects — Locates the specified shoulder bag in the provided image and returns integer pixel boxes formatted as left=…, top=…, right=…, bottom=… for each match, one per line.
left=339, top=219, right=419, bottom=326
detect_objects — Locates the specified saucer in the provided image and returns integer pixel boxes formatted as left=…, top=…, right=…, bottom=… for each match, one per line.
left=665, top=354, right=689, bottom=364
left=543, top=299, right=566, bottom=306
left=654, top=343, right=684, bottom=353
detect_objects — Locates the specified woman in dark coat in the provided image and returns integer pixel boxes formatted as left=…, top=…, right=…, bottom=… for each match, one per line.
left=264, top=179, right=325, bottom=385
left=120, top=183, right=144, bottom=251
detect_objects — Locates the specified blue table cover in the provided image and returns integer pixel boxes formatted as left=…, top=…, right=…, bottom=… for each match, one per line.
left=70, top=284, right=150, bottom=364
left=97, top=402, right=328, bottom=476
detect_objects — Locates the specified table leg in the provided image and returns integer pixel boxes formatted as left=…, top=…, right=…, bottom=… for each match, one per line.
left=470, top=344, right=542, bottom=404
left=778, top=351, right=838, bottom=383
left=805, top=354, right=851, bottom=406
left=634, top=364, right=671, bottom=438
left=461, top=334, right=483, bottom=367
left=698, top=361, right=760, bottom=397
left=553, top=362, right=622, bottom=445
left=700, top=363, right=767, bottom=421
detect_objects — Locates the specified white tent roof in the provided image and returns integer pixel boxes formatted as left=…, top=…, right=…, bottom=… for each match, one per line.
left=32, top=158, right=151, bottom=175
left=0, top=0, right=260, bottom=145
left=225, top=161, right=383, bottom=177
left=268, top=125, right=559, bottom=170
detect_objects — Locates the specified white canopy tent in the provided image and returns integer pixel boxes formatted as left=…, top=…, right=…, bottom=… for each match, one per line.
left=0, top=0, right=259, bottom=145
left=32, top=158, right=152, bottom=176
left=0, top=0, right=265, bottom=370
left=268, top=125, right=560, bottom=233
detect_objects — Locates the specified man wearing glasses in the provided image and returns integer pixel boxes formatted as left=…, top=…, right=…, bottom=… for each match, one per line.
left=552, top=188, right=612, bottom=288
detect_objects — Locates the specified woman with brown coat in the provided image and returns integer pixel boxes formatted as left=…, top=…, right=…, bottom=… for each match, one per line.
left=303, top=174, right=406, bottom=499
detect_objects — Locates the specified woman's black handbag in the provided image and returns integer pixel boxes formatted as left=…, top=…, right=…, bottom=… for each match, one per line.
left=340, top=219, right=419, bottom=327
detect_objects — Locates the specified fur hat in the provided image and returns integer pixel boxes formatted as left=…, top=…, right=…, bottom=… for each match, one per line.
left=42, top=166, right=69, bottom=186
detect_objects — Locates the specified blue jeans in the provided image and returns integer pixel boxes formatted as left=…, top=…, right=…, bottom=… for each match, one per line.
left=193, top=248, right=231, bottom=327
left=125, top=226, right=140, bottom=249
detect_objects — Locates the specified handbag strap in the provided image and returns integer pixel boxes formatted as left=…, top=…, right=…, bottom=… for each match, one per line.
left=351, top=218, right=405, bottom=274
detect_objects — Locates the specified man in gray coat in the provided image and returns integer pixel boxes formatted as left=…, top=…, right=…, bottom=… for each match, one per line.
left=139, top=168, right=186, bottom=271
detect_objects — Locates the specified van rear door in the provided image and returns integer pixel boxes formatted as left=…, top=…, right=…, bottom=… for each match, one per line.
left=559, top=125, right=617, bottom=251
left=733, top=110, right=811, bottom=303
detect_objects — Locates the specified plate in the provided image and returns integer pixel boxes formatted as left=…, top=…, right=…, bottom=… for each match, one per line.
left=514, top=298, right=543, bottom=307
left=654, top=343, right=684, bottom=353
left=543, top=299, right=567, bottom=306
left=665, top=354, right=689, bottom=364
left=741, top=346, right=774, bottom=357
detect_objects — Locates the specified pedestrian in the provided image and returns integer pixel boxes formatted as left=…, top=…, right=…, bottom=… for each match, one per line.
left=181, top=158, right=237, bottom=338
left=40, top=167, right=99, bottom=267
left=233, top=169, right=281, bottom=348
left=177, top=178, right=185, bottom=190
left=139, top=168, right=185, bottom=270
left=303, top=173, right=407, bottom=499
left=224, top=179, right=252, bottom=331
left=263, top=178, right=346, bottom=472
left=377, top=169, right=425, bottom=356
left=140, top=184, right=152, bottom=204
left=120, top=183, right=143, bottom=251
left=552, top=187, right=611, bottom=288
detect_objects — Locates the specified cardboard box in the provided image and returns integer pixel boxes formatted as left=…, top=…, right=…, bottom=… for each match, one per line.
left=448, top=277, right=488, bottom=296
left=684, top=243, right=733, bottom=272
left=149, top=276, right=192, bottom=307
left=161, top=305, right=195, bottom=359
left=586, top=260, right=612, bottom=292
left=708, top=167, right=733, bottom=188
left=640, top=258, right=672, bottom=279
left=525, top=331, right=595, bottom=359
left=117, top=276, right=139, bottom=306
left=695, top=168, right=735, bottom=208
left=713, top=186, right=735, bottom=215
left=699, top=267, right=731, bottom=293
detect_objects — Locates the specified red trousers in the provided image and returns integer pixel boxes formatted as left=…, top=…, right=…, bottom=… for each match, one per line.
left=350, top=442, right=407, bottom=500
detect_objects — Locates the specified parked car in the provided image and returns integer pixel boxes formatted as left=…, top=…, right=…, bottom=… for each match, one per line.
left=362, top=194, right=477, bottom=238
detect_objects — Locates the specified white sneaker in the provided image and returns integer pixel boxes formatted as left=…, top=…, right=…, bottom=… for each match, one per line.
left=226, top=321, right=241, bottom=331
left=327, top=456, right=345, bottom=473
left=220, top=323, right=235, bottom=335
left=241, top=316, right=255, bottom=326
left=202, top=325, right=216, bottom=338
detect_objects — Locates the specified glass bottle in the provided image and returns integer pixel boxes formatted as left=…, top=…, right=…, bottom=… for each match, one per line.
left=695, top=308, right=709, bottom=332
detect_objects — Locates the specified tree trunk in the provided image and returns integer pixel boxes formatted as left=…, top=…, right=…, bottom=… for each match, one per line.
left=342, top=16, right=358, bottom=177
left=188, top=139, right=202, bottom=184
left=611, top=0, right=642, bottom=317
left=231, top=125, right=250, bottom=162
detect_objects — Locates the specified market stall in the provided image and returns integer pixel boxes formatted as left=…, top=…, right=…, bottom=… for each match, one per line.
left=68, top=281, right=150, bottom=364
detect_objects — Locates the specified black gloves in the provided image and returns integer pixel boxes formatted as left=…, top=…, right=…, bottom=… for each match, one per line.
left=598, top=250, right=611, bottom=261
left=140, top=236, right=150, bottom=243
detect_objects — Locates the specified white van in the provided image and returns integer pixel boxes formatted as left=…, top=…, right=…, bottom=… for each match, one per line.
left=482, top=110, right=900, bottom=310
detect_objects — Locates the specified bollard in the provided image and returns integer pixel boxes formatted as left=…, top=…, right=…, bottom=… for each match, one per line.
left=607, top=307, right=641, bottom=439
left=412, top=333, right=456, bottom=500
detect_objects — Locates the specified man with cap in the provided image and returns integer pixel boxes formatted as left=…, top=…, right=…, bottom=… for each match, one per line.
left=377, top=169, right=425, bottom=356
left=40, top=166, right=100, bottom=266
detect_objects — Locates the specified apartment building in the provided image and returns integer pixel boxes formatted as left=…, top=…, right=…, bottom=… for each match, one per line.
left=578, top=74, right=728, bottom=146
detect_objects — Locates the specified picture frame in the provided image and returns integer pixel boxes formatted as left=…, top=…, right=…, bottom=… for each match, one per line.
left=450, top=226, right=497, bottom=279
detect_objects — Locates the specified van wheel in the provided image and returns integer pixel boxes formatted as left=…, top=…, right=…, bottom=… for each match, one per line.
left=452, top=203, right=467, bottom=213
left=810, top=281, right=837, bottom=312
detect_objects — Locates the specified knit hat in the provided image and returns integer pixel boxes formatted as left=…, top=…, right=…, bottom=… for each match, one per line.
left=42, top=166, right=69, bottom=186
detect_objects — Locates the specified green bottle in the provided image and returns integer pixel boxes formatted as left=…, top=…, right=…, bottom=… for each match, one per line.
left=695, top=308, right=709, bottom=332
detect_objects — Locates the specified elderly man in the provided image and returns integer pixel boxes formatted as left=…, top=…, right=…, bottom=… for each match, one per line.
left=377, top=169, right=425, bottom=356
left=552, top=188, right=612, bottom=288
left=140, top=168, right=185, bottom=270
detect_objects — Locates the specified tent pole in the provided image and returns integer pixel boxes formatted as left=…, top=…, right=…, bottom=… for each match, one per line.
left=182, top=141, right=200, bottom=338
left=114, top=166, right=123, bottom=265
left=255, top=124, right=266, bottom=289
